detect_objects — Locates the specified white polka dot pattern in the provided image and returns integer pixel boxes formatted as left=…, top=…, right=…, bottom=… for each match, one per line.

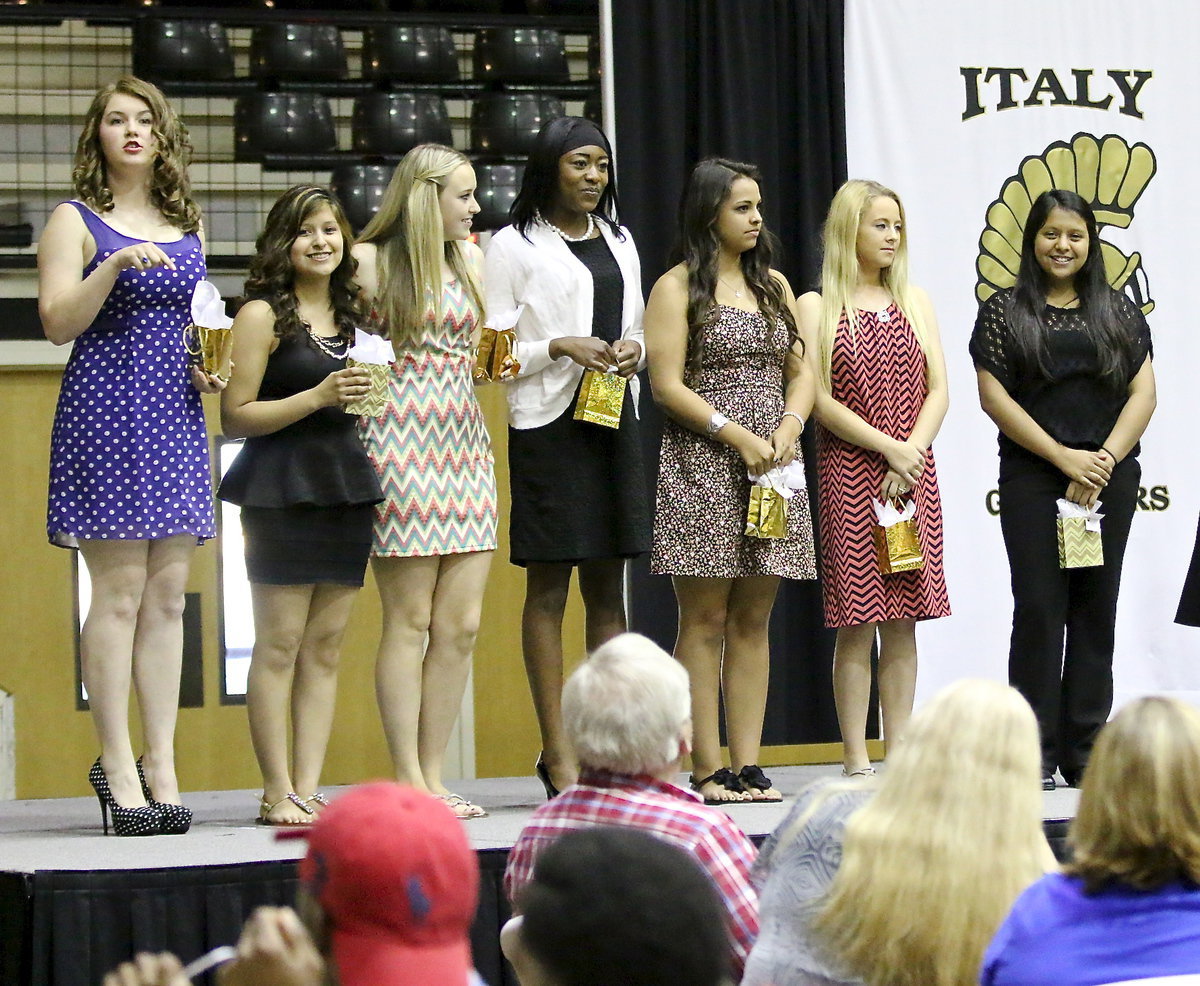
left=47, top=202, right=216, bottom=548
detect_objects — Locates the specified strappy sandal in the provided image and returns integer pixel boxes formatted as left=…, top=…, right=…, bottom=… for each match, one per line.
left=737, top=764, right=783, bottom=803
left=257, top=792, right=315, bottom=826
left=436, top=793, right=488, bottom=819
left=841, top=766, right=877, bottom=778
left=690, top=768, right=750, bottom=805
left=301, top=792, right=330, bottom=812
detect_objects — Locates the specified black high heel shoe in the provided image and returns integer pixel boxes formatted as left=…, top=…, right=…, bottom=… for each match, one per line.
left=136, top=757, right=193, bottom=834
left=88, top=759, right=161, bottom=837
left=534, top=753, right=560, bottom=800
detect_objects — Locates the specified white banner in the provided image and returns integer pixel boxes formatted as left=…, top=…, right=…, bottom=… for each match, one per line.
left=845, top=0, right=1200, bottom=711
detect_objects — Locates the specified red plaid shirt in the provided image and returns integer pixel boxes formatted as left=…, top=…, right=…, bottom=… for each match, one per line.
left=503, top=768, right=759, bottom=978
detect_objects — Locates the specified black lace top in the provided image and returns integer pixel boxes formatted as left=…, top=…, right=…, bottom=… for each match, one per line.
left=969, top=288, right=1152, bottom=465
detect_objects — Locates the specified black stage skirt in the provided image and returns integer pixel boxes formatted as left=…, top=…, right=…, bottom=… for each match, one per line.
left=508, top=383, right=651, bottom=566
left=240, top=504, right=374, bottom=587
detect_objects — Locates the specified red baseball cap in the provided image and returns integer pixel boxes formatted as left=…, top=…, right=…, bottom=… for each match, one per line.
left=296, top=783, right=480, bottom=986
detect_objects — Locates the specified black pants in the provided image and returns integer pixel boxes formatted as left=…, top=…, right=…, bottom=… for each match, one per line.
left=998, top=454, right=1140, bottom=779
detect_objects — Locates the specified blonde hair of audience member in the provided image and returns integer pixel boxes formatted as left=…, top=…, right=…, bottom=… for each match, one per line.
left=1067, top=695, right=1200, bottom=893
left=73, top=75, right=201, bottom=234
left=561, top=632, right=692, bottom=778
left=814, top=679, right=1055, bottom=986
left=815, top=179, right=929, bottom=388
left=357, top=143, right=484, bottom=347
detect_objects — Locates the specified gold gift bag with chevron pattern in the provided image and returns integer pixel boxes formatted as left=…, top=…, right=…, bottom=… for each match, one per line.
left=344, top=358, right=390, bottom=417
left=573, top=369, right=625, bottom=428
left=1057, top=517, right=1103, bottom=569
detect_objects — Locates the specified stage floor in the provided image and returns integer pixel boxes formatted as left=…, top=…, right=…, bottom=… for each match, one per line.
left=0, top=762, right=1082, bottom=872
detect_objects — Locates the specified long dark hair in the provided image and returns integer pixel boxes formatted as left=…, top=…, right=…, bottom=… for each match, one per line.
left=669, top=158, right=798, bottom=371
left=1009, top=189, right=1131, bottom=387
left=243, top=184, right=363, bottom=341
left=510, top=116, right=623, bottom=241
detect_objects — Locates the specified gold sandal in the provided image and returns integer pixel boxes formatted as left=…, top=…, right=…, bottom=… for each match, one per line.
left=257, top=792, right=314, bottom=826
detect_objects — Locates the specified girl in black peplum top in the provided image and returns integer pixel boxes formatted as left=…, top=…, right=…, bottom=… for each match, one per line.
left=969, top=188, right=1155, bottom=791
left=219, top=185, right=382, bottom=824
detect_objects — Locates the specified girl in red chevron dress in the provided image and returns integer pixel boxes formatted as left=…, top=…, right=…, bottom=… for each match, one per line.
left=796, top=179, right=950, bottom=778
left=353, top=144, right=497, bottom=819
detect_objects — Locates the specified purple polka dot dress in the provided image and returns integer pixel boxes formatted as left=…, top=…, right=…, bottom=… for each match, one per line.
left=46, top=202, right=215, bottom=548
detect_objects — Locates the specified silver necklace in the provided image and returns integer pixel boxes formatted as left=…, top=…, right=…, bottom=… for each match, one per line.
left=719, top=275, right=746, bottom=299
left=307, top=328, right=348, bottom=359
left=537, top=210, right=595, bottom=242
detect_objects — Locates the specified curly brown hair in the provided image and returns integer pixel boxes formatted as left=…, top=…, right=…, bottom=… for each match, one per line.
left=243, top=185, right=363, bottom=342
left=72, top=75, right=201, bottom=234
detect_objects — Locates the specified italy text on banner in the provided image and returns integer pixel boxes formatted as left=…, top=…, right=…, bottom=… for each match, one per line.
left=844, top=0, right=1198, bottom=710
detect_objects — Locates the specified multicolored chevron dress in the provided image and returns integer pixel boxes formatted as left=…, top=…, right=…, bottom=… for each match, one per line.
left=362, top=279, right=498, bottom=557
left=816, top=303, right=949, bottom=628
left=652, top=305, right=816, bottom=580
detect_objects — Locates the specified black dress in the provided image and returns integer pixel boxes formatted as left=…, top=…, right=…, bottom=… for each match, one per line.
left=1175, top=525, right=1200, bottom=625
left=507, top=235, right=651, bottom=565
left=218, top=330, right=383, bottom=586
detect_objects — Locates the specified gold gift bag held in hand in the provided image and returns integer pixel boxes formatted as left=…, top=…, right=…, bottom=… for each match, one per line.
left=343, top=329, right=396, bottom=417
left=184, top=280, right=234, bottom=382
left=745, top=461, right=806, bottom=539
left=872, top=497, right=924, bottom=574
left=474, top=305, right=524, bottom=384
left=573, top=369, right=626, bottom=428
left=1056, top=498, right=1104, bottom=569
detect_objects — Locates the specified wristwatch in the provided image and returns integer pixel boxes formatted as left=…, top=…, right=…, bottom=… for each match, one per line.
left=706, top=412, right=729, bottom=437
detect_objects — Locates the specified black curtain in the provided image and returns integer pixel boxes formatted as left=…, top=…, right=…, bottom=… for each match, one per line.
left=613, top=0, right=865, bottom=746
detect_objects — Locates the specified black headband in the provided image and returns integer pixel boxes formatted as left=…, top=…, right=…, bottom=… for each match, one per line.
left=557, top=120, right=609, bottom=157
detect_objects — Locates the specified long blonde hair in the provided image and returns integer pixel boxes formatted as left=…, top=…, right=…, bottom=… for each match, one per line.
left=72, top=75, right=201, bottom=234
left=816, top=179, right=928, bottom=388
left=357, top=143, right=485, bottom=346
left=814, top=679, right=1054, bottom=986
left=1068, top=696, right=1200, bottom=892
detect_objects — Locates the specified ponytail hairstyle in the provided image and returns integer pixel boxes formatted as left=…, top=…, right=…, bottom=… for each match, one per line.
left=242, top=184, right=363, bottom=342
left=816, top=179, right=930, bottom=388
left=1007, top=188, right=1131, bottom=390
left=357, top=144, right=485, bottom=347
left=669, top=158, right=798, bottom=373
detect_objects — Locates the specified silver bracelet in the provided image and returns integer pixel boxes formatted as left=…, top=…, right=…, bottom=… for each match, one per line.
left=706, top=411, right=730, bottom=437
left=780, top=410, right=805, bottom=433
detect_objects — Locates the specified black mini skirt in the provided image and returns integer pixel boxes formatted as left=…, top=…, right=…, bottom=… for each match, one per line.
left=240, top=504, right=374, bottom=587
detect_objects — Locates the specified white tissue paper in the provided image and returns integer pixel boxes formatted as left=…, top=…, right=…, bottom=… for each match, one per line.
left=485, top=304, right=525, bottom=332
left=189, top=280, right=233, bottom=329
left=1056, top=498, right=1104, bottom=532
left=749, top=460, right=807, bottom=497
left=346, top=328, right=396, bottom=365
left=872, top=498, right=916, bottom=526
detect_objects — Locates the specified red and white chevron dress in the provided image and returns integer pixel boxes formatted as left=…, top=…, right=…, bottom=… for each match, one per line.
left=816, top=303, right=949, bottom=628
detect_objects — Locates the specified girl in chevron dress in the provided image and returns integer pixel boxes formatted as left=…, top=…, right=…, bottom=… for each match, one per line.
left=797, top=179, right=950, bottom=779
left=353, top=144, right=497, bottom=819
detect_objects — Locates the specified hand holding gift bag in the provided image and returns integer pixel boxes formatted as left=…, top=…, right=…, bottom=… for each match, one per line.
left=184, top=280, right=234, bottom=382
left=872, top=497, right=924, bottom=574
left=745, top=460, right=806, bottom=539
left=474, top=305, right=523, bottom=383
left=1056, top=498, right=1104, bottom=569
left=343, top=329, right=395, bottom=417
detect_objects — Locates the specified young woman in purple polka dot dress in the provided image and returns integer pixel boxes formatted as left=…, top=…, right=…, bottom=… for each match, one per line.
left=37, top=76, right=223, bottom=835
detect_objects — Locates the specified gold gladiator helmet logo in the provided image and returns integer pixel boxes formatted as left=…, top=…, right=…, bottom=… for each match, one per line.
left=975, top=132, right=1156, bottom=315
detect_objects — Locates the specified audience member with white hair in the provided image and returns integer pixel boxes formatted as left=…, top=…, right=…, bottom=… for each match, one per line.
left=982, top=696, right=1200, bottom=986
left=743, top=679, right=1054, bottom=986
left=503, top=631, right=758, bottom=979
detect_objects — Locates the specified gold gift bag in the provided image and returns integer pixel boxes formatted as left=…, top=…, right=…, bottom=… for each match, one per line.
left=1057, top=517, right=1103, bottom=569
left=183, top=324, right=233, bottom=382
left=872, top=505, right=924, bottom=574
left=343, top=358, right=391, bottom=417
left=745, top=486, right=788, bottom=539
left=473, top=327, right=519, bottom=383
left=573, top=369, right=626, bottom=428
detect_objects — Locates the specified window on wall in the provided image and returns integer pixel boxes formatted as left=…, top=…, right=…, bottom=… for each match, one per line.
left=218, top=439, right=253, bottom=701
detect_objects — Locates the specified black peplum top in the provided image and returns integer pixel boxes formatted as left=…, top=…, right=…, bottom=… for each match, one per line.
left=217, top=329, right=384, bottom=509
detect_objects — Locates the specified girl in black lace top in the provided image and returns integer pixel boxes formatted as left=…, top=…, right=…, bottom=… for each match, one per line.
left=969, top=189, right=1155, bottom=791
